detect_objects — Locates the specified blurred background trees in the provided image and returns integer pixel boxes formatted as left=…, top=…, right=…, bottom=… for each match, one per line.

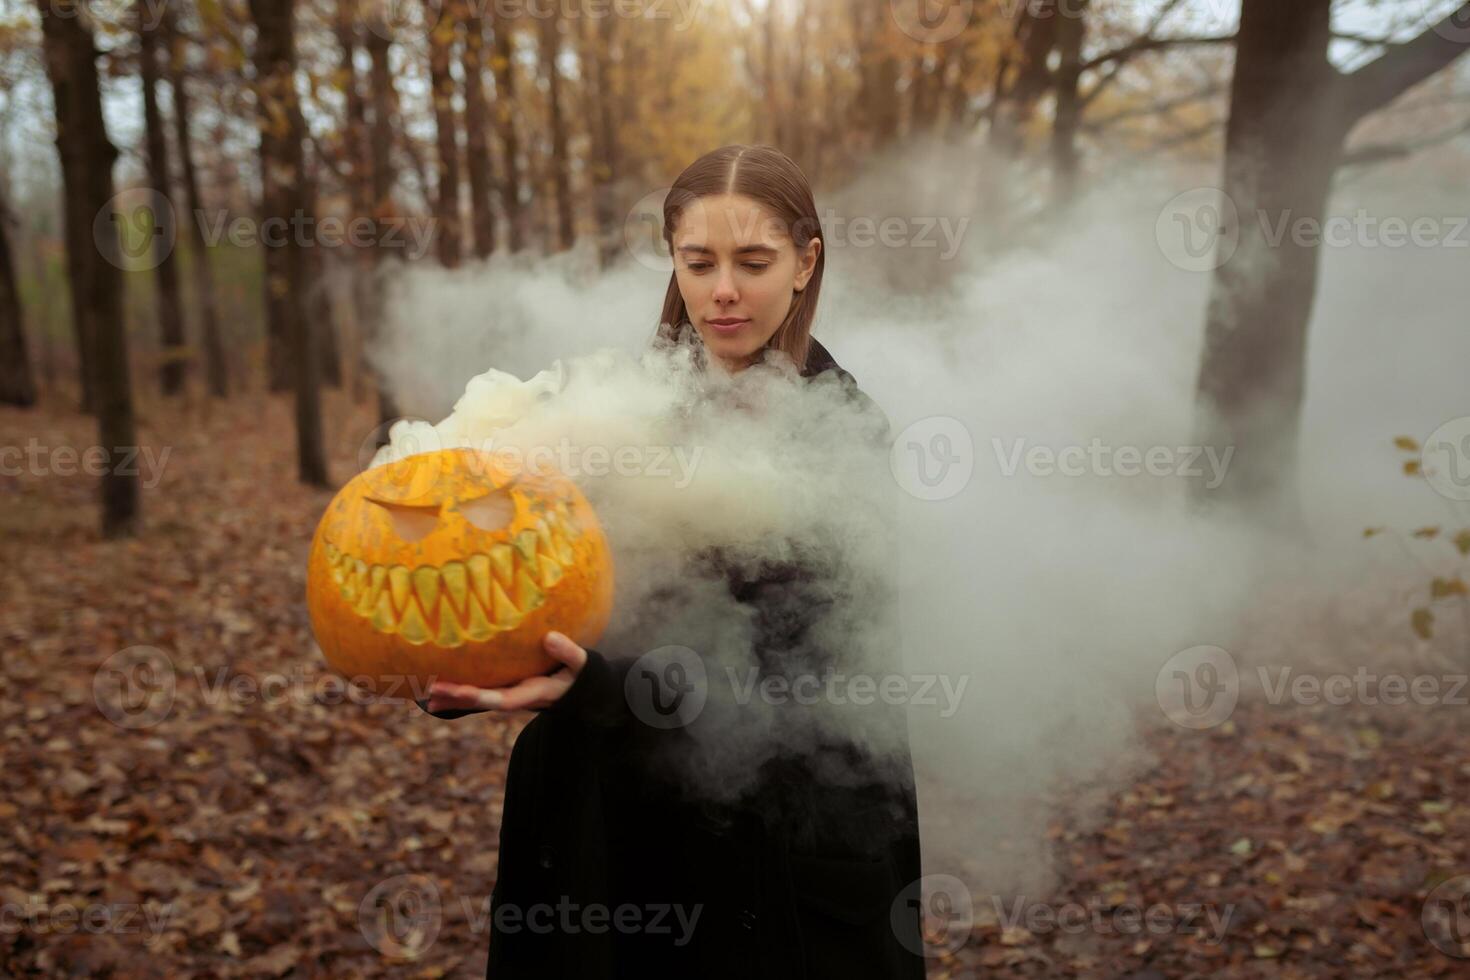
left=0, top=0, right=1467, bottom=532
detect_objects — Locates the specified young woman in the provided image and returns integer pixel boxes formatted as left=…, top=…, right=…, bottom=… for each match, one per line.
left=422, top=145, right=925, bottom=979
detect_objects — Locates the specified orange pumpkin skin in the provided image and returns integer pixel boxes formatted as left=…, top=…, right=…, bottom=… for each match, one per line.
left=306, top=448, right=614, bottom=696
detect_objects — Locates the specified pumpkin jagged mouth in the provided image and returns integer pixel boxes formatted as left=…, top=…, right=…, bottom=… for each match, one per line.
left=323, top=505, right=583, bottom=647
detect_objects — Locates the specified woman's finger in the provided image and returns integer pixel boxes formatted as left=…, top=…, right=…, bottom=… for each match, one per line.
left=543, top=631, right=588, bottom=672
left=428, top=681, right=502, bottom=710
left=495, top=671, right=573, bottom=711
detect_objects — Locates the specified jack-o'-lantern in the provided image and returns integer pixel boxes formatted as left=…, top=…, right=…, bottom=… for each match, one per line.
left=306, top=447, right=614, bottom=695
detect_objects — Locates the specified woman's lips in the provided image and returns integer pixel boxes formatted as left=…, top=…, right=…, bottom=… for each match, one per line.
left=707, top=318, right=748, bottom=335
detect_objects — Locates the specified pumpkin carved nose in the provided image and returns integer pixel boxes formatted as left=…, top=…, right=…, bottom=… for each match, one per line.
left=366, top=498, right=442, bottom=543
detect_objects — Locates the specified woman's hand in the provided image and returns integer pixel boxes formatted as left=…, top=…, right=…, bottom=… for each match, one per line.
left=424, top=631, right=588, bottom=713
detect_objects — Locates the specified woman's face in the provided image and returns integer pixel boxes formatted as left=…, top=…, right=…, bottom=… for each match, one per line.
left=671, top=193, right=820, bottom=373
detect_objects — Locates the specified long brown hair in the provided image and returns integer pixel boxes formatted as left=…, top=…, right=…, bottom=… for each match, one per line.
left=653, top=145, right=825, bottom=374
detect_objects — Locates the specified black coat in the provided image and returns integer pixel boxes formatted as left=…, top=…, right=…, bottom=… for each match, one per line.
left=422, top=338, right=926, bottom=979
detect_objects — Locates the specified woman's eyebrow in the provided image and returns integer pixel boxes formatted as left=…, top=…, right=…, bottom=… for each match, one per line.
left=675, top=244, right=779, bottom=255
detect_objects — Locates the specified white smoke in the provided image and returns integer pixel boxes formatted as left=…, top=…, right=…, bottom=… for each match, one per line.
left=367, top=134, right=1470, bottom=897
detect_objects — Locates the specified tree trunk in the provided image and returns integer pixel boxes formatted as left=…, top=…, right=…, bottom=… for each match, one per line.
left=490, top=4, right=526, bottom=251
left=579, top=7, right=620, bottom=267
left=366, top=22, right=402, bottom=429
left=762, top=0, right=780, bottom=147
left=788, top=3, right=810, bottom=163
left=1049, top=0, right=1087, bottom=208
left=303, top=150, right=342, bottom=389
left=989, top=0, right=1058, bottom=156
left=849, top=3, right=901, bottom=148
left=333, top=0, right=371, bottom=401
left=167, top=14, right=229, bottom=398
left=1192, top=0, right=1342, bottom=527
left=426, top=3, right=463, bottom=267
left=139, top=9, right=189, bottom=397
left=249, top=0, right=328, bottom=486
left=459, top=0, right=497, bottom=259
left=0, top=188, right=36, bottom=407
left=40, top=0, right=140, bottom=534
left=537, top=6, right=573, bottom=252
left=1193, top=0, right=1470, bottom=525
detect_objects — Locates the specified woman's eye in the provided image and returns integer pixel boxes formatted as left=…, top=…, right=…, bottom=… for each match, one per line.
left=684, top=261, right=769, bottom=273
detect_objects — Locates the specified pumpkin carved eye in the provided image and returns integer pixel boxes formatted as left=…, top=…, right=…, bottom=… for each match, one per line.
left=367, top=498, right=441, bottom=543
left=459, top=487, right=517, bottom=533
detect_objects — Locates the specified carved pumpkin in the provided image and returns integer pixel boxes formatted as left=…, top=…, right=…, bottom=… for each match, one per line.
left=306, top=447, right=614, bottom=694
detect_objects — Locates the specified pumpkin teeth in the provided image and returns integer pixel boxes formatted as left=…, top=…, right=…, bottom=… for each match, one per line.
left=435, top=594, right=464, bottom=646
left=513, top=530, right=540, bottom=576
left=397, top=599, right=432, bottom=644
left=512, top=568, right=544, bottom=611
left=371, top=589, right=397, bottom=633
left=388, top=566, right=412, bottom=613
left=464, top=592, right=496, bottom=641
left=412, top=566, right=442, bottom=615
left=487, top=544, right=516, bottom=590
left=490, top=578, right=523, bottom=629
left=439, top=561, right=469, bottom=618
left=466, top=554, right=494, bottom=610
left=326, top=534, right=574, bottom=647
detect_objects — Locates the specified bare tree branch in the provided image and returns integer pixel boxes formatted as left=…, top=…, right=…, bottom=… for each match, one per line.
left=1081, top=33, right=1237, bottom=74
left=1343, top=3, right=1470, bottom=120
left=1340, top=113, right=1470, bottom=168
left=1080, top=81, right=1225, bottom=130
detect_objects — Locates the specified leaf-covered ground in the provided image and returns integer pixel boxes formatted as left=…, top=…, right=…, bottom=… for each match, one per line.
left=2, top=395, right=1467, bottom=978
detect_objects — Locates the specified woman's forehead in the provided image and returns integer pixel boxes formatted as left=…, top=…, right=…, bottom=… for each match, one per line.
left=673, top=193, right=791, bottom=249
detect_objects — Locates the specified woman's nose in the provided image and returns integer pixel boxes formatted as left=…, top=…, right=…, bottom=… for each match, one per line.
left=713, top=267, right=738, bottom=303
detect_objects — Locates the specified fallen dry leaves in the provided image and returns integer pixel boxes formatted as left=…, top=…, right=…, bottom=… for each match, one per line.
left=2, top=394, right=1468, bottom=977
